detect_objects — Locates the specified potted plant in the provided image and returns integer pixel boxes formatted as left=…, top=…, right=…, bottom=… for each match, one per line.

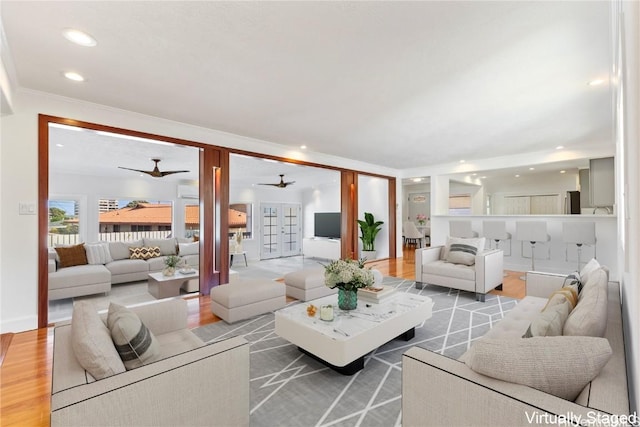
left=163, top=255, right=181, bottom=276
left=357, top=212, right=384, bottom=260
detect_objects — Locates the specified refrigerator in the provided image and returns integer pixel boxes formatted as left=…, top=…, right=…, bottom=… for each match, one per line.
left=565, top=191, right=581, bottom=214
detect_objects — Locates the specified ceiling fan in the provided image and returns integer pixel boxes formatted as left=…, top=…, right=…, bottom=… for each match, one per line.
left=118, top=158, right=190, bottom=178
left=258, top=174, right=295, bottom=188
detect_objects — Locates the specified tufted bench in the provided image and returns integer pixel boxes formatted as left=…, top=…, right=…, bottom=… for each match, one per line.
left=284, top=267, right=384, bottom=301
left=210, top=278, right=286, bottom=323
left=283, top=267, right=337, bottom=301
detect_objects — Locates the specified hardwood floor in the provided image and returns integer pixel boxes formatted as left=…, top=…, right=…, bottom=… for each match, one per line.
left=0, top=248, right=524, bottom=426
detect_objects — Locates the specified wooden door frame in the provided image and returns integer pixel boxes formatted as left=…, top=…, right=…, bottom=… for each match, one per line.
left=37, top=115, right=226, bottom=328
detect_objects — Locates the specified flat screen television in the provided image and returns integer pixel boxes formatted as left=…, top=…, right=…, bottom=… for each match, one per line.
left=314, top=212, right=341, bottom=239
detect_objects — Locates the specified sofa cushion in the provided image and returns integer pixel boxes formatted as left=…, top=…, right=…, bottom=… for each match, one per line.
left=178, top=242, right=199, bottom=256
left=129, top=246, right=161, bottom=260
left=71, top=301, right=126, bottom=379
left=444, top=237, right=485, bottom=266
left=563, top=268, right=608, bottom=337
left=523, top=300, right=571, bottom=338
left=105, top=259, right=149, bottom=275
left=144, top=238, right=177, bottom=256
left=464, top=336, right=612, bottom=401
left=423, top=260, right=475, bottom=281
left=55, top=243, right=88, bottom=268
left=85, top=242, right=113, bottom=265
left=107, top=303, right=161, bottom=370
left=109, top=240, right=143, bottom=261
left=49, top=264, right=111, bottom=290
left=482, top=296, right=547, bottom=340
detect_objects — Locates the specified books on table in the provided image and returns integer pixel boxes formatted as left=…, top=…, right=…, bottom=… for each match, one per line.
left=358, top=285, right=396, bottom=303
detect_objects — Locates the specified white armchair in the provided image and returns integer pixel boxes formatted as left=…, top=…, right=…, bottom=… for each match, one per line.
left=414, top=241, right=504, bottom=302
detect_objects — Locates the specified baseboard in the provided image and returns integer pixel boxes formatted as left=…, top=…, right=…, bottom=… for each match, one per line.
left=0, top=314, right=39, bottom=334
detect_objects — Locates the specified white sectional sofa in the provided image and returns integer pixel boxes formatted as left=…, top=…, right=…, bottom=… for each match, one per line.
left=402, top=264, right=630, bottom=426
left=48, top=238, right=200, bottom=300
left=51, top=298, right=250, bottom=426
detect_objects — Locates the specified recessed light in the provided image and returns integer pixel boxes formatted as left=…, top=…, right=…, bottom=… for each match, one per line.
left=64, top=71, right=85, bottom=82
left=62, top=28, right=97, bottom=47
left=56, top=143, right=64, bottom=148
left=588, top=79, right=605, bottom=86
left=556, top=145, right=564, bottom=150
left=515, top=174, right=520, bottom=178
left=481, top=176, right=487, bottom=179
left=560, top=170, right=566, bottom=174
left=529, top=167, right=535, bottom=171
left=412, top=178, right=422, bottom=182
left=472, top=173, right=477, bottom=176
left=300, top=145, right=307, bottom=150
left=459, top=160, right=465, bottom=164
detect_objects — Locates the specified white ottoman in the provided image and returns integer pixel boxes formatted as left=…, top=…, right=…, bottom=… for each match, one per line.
left=283, top=267, right=337, bottom=301
left=210, top=279, right=286, bottom=323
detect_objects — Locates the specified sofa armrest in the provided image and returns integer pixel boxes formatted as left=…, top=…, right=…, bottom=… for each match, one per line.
left=474, top=249, right=503, bottom=294
left=415, top=246, right=443, bottom=282
left=402, top=347, right=602, bottom=427
left=51, top=336, right=250, bottom=427
left=49, top=259, right=57, bottom=273
left=525, top=271, right=567, bottom=298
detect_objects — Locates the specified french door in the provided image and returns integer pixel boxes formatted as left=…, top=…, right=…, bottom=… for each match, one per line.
left=260, top=203, right=302, bottom=259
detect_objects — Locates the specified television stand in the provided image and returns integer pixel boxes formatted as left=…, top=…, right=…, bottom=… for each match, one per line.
left=303, top=237, right=340, bottom=260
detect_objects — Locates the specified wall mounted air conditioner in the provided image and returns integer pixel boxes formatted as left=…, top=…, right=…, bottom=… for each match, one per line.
left=177, top=184, right=199, bottom=199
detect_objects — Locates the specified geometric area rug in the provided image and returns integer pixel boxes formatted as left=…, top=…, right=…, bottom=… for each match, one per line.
left=192, top=277, right=518, bottom=427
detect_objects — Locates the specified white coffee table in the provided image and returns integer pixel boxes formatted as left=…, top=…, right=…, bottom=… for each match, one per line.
left=147, top=270, right=199, bottom=299
left=275, top=292, right=433, bottom=375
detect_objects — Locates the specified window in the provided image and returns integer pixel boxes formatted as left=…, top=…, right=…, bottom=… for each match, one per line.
left=99, top=199, right=172, bottom=241
left=184, top=204, right=200, bottom=238
left=48, top=199, right=80, bottom=247
left=229, top=203, right=253, bottom=239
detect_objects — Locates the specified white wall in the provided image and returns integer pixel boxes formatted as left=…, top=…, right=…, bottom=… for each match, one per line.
left=0, top=89, right=398, bottom=332
left=301, top=181, right=341, bottom=239
left=358, top=175, right=389, bottom=259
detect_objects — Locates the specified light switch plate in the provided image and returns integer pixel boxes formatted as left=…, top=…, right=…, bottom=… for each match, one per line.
left=19, top=202, right=36, bottom=215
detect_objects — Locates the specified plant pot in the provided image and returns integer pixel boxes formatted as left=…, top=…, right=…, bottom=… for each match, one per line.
left=163, top=267, right=176, bottom=277
left=361, top=250, right=377, bottom=261
left=338, top=288, right=358, bottom=310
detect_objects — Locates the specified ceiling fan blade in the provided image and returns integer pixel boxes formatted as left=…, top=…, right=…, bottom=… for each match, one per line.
left=118, top=166, right=153, bottom=175
left=159, top=170, right=190, bottom=177
left=258, top=183, right=281, bottom=186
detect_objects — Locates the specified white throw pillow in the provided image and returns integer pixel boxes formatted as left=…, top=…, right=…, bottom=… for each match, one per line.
left=71, top=301, right=126, bottom=379
left=464, top=336, right=612, bottom=401
left=445, top=237, right=485, bottom=266
left=107, top=303, right=161, bottom=370
left=85, top=242, right=114, bottom=265
left=579, top=258, right=601, bottom=284
left=178, top=242, right=199, bottom=256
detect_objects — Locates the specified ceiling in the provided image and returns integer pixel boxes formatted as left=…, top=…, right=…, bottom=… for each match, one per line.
left=49, top=124, right=337, bottom=190
left=1, top=1, right=614, bottom=171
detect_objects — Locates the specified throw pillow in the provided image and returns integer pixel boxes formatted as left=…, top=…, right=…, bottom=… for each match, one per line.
left=580, top=258, right=601, bottom=284
left=445, top=237, right=485, bottom=266
left=144, top=238, right=177, bottom=256
left=464, top=336, right=612, bottom=401
left=109, top=240, right=143, bottom=261
left=542, top=286, right=579, bottom=311
left=55, top=243, right=88, bottom=268
left=564, top=271, right=583, bottom=293
left=107, top=303, right=161, bottom=370
left=129, top=246, right=161, bottom=260
left=71, top=301, right=126, bottom=379
left=85, top=242, right=114, bottom=265
left=563, top=268, right=608, bottom=337
left=523, top=300, right=571, bottom=338
left=178, top=242, right=199, bottom=256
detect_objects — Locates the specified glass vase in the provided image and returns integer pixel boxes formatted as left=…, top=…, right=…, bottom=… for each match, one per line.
left=338, top=287, right=358, bottom=310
